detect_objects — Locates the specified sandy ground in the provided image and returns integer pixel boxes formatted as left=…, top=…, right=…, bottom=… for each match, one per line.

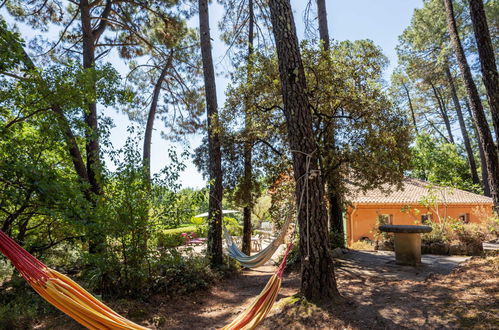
left=34, top=247, right=498, bottom=330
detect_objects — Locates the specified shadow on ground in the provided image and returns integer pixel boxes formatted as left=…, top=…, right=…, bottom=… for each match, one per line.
left=34, top=250, right=498, bottom=329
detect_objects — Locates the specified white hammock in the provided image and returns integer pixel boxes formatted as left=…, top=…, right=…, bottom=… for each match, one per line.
left=223, top=217, right=292, bottom=268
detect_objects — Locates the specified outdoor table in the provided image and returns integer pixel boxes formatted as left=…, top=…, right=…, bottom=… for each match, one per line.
left=379, top=224, right=432, bottom=266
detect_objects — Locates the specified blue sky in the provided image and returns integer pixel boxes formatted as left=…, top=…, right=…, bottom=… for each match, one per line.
left=110, top=0, right=423, bottom=189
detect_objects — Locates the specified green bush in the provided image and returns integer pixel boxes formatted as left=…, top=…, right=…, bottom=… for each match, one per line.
left=190, top=217, right=209, bottom=237
left=152, top=249, right=218, bottom=294
left=0, top=276, right=58, bottom=328
left=449, top=222, right=486, bottom=255
left=224, top=217, right=243, bottom=236
left=156, top=226, right=200, bottom=248
left=422, top=221, right=451, bottom=244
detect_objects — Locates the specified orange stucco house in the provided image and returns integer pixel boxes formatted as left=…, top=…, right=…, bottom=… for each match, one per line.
left=345, top=178, right=493, bottom=245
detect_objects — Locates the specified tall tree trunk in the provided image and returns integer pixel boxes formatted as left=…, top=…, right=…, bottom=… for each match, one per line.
left=199, top=0, right=224, bottom=267
left=269, top=0, right=340, bottom=302
left=402, top=82, right=419, bottom=135
left=444, top=0, right=499, bottom=213
left=316, top=0, right=344, bottom=247
left=316, top=0, right=330, bottom=50
left=445, top=65, right=480, bottom=185
left=80, top=0, right=102, bottom=197
left=242, top=0, right=255, bottom=256
left=80, top=0, right=112, bottom=253
left=430, top=81, right=455, bottom=144
left=143, top=57, right=172, bottom=186
left=466, top=101, right=491, bottom=196
left=469, top=0, right=499, bottom=144
left=327, top=169, right=343, bottom=237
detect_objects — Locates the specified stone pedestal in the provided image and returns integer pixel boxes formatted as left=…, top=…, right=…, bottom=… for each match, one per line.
left=394, top=233, right=421, bottom=265
left=379, top=224, right=432, bottom=267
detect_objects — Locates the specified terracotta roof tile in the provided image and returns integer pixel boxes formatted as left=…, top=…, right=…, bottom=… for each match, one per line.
left=346, top=178, right=493, bottom=205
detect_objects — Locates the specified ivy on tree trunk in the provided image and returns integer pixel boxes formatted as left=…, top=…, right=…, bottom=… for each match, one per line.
left=199, top=0, right=224, bottom=267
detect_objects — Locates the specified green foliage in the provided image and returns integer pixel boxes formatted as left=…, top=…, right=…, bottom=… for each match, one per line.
left=410, top=134, right=480, bottom=192
left=0, top=4, right=217, bottom=324
left=152, top=249, right=218, bottom=294
left=157, top=226, right=199, bottom=248
left=281, top=242, right=301, bottom=271
left=449, top=221, right=487, bottom=253
left=224, top=216, right=243, bottom=236
left=82, top=130, right=189, bottom=296
left=252, top=194, right=272, bottom=227
left=0, top=277, right=58, bottom=328
left=268, top=174, right=296, bottom=230
left=167, top=188, right=208, bottom=228
left=421, top=220, right=452, bottom=244
left=218, top=39, right=412, bottom=214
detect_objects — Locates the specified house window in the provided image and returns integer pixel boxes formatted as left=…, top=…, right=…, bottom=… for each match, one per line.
left=421, top=214, right=433, bottom=224
left=458, top=213, right=469, bottom=224
left=378, top=214, right=393, bottom=225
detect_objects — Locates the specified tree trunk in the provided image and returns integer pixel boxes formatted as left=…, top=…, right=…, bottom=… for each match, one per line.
left=465, top=101, right=491, bottom=196
left=445, top=65, right=480, bottom=185
left=80, top=0, right=102, bottom=197
left=241, top=0, right=255, bottom=256
left=199, top=0, right=224, bottom=267
left=328, top=180, right=344, bottom=248
left=316, top=0, right=330, bottom=50
left=402, top=82, right=419, bottom=135
left=430, top=81, right=455, bottom=144
left=143, top=57, right=172, bottom=186
left=316, top=0, right=343, bottom=246
left=468, top=0, right=499, bottom=144
left=80, top=0, right=112, bottom=253
left=52, top=105, right=93, bottom=200
left=444, top=0, right=499, bottom=213
left=269, top=0, right=340, bottom=302
left=322, top=130, right=344, bottom=247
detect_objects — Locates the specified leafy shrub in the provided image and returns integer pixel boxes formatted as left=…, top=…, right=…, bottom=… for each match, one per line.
left=422, top=220, right=451, bottom=244
left=449, top=222, right=487, bottom=255
left=156, top=226, right=199, bottom=248
left=273, top=239, right=300, bottom=272
left=224, top=216, right=243, bottom=236
left=484, top=214, right=499, bottom=240
left=374, top=217, right=491, bottom=256
left=0, top=275, right=58, bottom=328
left=190, top=216, right=208, bottom=237
left=152, top=249, right=218, bottom=294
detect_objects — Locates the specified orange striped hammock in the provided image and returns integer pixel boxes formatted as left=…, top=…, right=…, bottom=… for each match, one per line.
left=0, top=230, right=292, bottom=330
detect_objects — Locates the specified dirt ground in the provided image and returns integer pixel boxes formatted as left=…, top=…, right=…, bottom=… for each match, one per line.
left=35, top=252, right=498, bottom=330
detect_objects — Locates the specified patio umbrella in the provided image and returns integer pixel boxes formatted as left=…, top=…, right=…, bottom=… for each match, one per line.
left=193, top=210, right=239, bottom=218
